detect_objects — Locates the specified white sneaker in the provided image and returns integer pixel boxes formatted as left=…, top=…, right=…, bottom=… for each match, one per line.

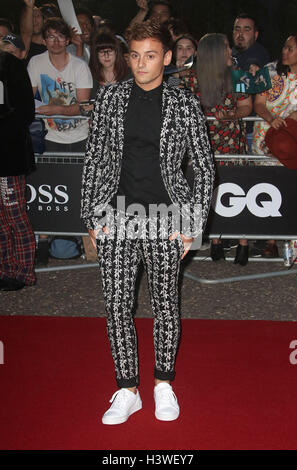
left=154, top=383, right=180, bottom=421
left=102, top=388, right=142, bottom=425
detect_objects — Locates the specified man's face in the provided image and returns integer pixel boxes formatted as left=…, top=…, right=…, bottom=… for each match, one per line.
left=233, top=18, right=258, bottom=52
left=33, top=8, right=44, bottom=35
left=77, top=14, right=93, bottom=44
left=44, top=28, right=69, bottom=55
left=150, top=4, right=171, bottom=23
left=175, top=38, right=196, bottom=67
left=129, top=38, right=172, bottom=91
left=0, top=25, right=10, bottom=39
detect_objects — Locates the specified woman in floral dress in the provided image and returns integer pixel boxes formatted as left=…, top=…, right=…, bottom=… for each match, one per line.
left=253, top=35, right=297, bottom=155
left=194, top=33, right=252, bottom=265
left=253, top=34, right=297, bottom=257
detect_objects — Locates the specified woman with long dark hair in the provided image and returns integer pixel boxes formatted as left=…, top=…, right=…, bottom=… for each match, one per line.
left=196, top=33, right=252, bottom=265
left=89, top=32, right=129, bottom=91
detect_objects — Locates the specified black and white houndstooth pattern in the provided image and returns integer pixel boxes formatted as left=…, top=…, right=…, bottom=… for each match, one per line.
left=81, top=78, right=215, bottom=236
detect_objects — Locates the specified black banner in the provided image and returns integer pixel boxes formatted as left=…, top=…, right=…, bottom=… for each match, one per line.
left=26, top=162, right=86, bottom=233
left=26, top=163, right=297, bottom=236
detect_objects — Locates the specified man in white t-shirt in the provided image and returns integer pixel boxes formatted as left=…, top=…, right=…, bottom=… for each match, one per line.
left=27, top=17, right=93, bottom=151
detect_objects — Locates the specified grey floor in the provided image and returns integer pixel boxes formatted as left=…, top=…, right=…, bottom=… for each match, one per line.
left=1, top=245, right=296, bottom=321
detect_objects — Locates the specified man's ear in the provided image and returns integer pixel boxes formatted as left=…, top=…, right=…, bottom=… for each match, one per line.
left=164, top=49, right=172, bottom=66
left=255, top=30, right=259, bottom=41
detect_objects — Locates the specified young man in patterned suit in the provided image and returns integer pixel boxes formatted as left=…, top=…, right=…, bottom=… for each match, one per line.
left=81, top=20, right=214, bottom=425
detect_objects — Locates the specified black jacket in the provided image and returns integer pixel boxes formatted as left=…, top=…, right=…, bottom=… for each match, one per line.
left=0, top=51, right=35, bottom=176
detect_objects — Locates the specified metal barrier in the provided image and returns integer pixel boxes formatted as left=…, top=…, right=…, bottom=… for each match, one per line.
left=32, top=114, right=297, bottom=283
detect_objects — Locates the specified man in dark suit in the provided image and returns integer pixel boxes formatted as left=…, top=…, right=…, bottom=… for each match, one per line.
left=81, top=19, right=214, bottom=425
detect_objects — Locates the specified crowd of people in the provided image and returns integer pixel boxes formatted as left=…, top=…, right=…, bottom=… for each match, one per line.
left=1, top=0, right=297, bottom=291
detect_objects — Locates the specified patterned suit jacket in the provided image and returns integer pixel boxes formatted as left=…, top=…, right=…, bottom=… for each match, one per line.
left=81, top=78, right=215, bottom=236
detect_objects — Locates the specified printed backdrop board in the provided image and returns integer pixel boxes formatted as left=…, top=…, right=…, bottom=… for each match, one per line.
left=26, top=163, right=297, bottom=236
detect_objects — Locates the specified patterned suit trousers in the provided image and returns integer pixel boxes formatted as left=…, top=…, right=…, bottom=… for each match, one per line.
left=96, top=212, right=183, bottom=388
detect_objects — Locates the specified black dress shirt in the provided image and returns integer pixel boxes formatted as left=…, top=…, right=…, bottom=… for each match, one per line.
left=112, top=81, right=172, bottom=214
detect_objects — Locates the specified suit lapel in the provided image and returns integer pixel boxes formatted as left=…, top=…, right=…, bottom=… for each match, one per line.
left=160, top=83, right=177, bottom=164
left=114, top=79, right=134, bottom=161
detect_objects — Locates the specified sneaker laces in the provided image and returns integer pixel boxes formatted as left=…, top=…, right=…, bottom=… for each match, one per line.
left=156, top=387, right=178, bottom=407
left=109, top=389, right=133, bottom=409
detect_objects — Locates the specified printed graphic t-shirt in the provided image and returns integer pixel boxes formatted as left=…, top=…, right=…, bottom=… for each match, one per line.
left=27, top=51, right=93, bottom=144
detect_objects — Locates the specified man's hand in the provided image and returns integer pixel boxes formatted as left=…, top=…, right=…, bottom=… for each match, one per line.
left=169, top=232, right=194, bottom=260
left=88, top=228, right=100, bottom=251
left=23, top=0, right=35, bottom=7
left=36, top=104, right=62, bottom=116
left=88, top=227, right=109, bottom=251
left=70, top=27, right=83, bottom=50
left=215, top=109, right=236, bottom=120
left=269, top=116, right=287, bottom=129
left=136, top=0, right=149, bottom=10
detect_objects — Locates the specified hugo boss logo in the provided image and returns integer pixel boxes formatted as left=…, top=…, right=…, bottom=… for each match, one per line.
left=26, top=184, right=69, bottom=212
left=212, top=183, right=282, bottom=218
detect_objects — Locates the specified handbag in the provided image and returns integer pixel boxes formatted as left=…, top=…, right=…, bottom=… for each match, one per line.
left=29, top=118, right=48, bottom=154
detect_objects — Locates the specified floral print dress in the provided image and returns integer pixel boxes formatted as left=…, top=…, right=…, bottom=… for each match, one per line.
left=252, top=62, right=297, bottom=157
left=180, top=70, right=248, bottom=164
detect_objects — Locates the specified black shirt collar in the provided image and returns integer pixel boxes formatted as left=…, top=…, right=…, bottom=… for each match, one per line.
left=132, top=81, right=163, bottom=101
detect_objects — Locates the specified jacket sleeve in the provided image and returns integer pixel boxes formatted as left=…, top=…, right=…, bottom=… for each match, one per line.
left=184, top=93, right=215, bottom=237
left=80, top=86, right=109, bottom=230
left=9, top=54, right=35, bottom=127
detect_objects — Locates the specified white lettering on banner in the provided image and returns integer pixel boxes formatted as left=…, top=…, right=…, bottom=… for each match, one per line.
left=0, top=80, right=3, bottom=104
left=26, top=184, right=37, bottom=204
left=26, top=184, right=69, bottom=205
left=39, top=185, right=53, bottom=204
left=212, top=183, right=282, bottom=218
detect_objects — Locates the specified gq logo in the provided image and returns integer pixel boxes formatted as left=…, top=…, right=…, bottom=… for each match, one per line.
left=212, top=183, right=282, bottom=218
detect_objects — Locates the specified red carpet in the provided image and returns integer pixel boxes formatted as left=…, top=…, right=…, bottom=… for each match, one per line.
left=0, top=316, right=297, bottom=450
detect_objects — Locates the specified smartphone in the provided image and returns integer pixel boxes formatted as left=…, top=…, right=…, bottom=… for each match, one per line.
left=80, top=99, right=95, bottom=105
